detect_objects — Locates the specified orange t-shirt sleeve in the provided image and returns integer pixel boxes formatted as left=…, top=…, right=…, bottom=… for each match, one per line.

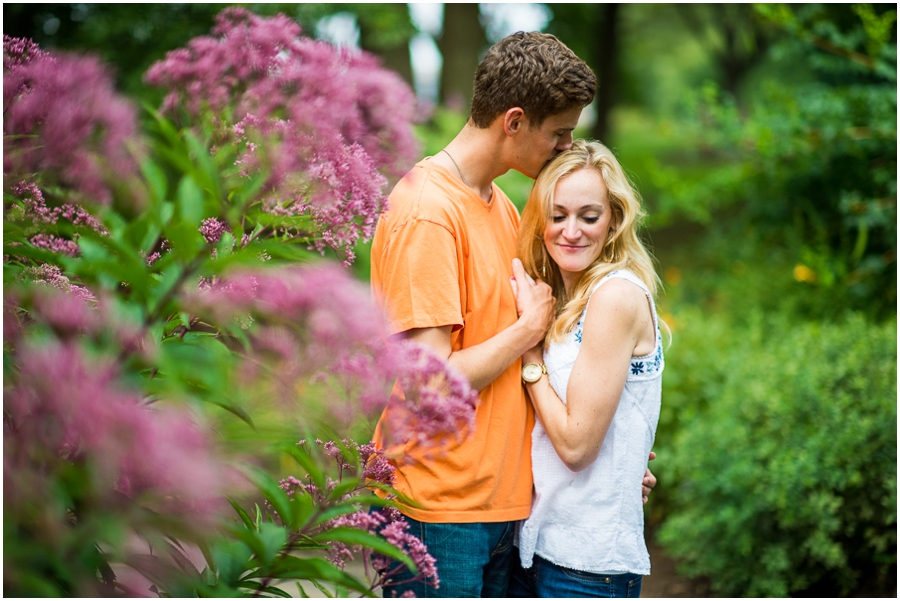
left=376, top=219, right=464, bottom=335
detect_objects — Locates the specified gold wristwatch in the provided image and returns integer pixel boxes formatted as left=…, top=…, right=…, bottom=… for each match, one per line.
left=521, top=362, right=547, bottom=384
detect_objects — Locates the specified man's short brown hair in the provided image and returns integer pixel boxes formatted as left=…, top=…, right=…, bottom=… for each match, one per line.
left=470, top=31, right=596, bottom=128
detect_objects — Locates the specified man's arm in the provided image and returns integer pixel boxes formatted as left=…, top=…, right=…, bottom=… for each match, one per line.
left=400, top=259, right=555, bottom=392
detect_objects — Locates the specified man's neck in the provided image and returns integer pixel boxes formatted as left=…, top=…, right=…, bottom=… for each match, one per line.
left=434, top=122, right=513, bottom=203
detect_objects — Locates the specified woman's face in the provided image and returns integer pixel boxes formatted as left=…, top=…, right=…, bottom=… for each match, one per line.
left=543, top=167, right=615, bottom=293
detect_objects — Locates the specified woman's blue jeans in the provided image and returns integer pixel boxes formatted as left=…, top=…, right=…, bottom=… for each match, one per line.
left=379, top=515, right=516, bottom=598
left=508, top=551, right=643, bottom=598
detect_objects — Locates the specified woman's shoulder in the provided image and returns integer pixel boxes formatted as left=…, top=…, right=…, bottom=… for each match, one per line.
left=582, top=276, right=648, bottom=329
left=589, top=271, right=648, bottom=306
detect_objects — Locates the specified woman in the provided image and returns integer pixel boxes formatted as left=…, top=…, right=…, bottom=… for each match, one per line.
left=508, top=140, right=664, bottom=598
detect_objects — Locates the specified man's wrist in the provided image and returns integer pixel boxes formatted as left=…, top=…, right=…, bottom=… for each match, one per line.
left=515, top=313, right=547, bottom=350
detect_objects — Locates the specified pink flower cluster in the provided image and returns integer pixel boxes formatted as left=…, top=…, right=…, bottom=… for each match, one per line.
left=199, top=217, right=228, bottom=245
left=3, top=34, right=50, bottom=72
left=145, top=7, right=420, bottom=261
left=3, top=37, right=141, bottom=205
left=380, top=342, right=479, bottom=449
left=186, top=265, right=477, bottom=449
left=328, top=507, right=439, bottom=592
left=279, top=438, right=438, bottom=590
left=7, top=181, right=108, bottom=259
left=5, top=340, right=229, bottom=522
left=12, top=181, right=106, bottom=231
left=24, top=263, right=96, bottom=303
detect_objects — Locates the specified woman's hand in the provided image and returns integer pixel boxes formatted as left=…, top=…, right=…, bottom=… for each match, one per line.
left=509, top=258, right=555, bottom=349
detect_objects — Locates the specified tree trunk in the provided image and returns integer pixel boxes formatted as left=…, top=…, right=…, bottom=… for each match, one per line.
left=357, top=4, right=414, bottom=86
left=590, top=4, right=620, bottom=143
left=437, top=3, right=488, bottom=111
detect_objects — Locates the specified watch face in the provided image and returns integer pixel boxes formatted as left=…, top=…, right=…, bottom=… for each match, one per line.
left=523, top=363, right=542, bottom=382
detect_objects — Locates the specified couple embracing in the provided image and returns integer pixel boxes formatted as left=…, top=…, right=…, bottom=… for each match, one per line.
left=370, top=31, right=663, bottom=599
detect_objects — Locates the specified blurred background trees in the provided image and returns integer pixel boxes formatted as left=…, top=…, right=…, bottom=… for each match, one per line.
left=4, top=3, right=896, bottom=597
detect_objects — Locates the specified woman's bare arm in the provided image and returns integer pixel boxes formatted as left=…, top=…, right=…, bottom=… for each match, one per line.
left=523, top=279, right=651, bottom=472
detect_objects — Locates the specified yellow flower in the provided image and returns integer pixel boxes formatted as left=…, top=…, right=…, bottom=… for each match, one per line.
left=793, top=264, right=817, bottom=283
left=664, top=267, right=682, bottom=286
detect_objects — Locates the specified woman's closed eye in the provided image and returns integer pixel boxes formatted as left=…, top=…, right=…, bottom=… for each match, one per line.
left=551, top=215, right=600, bottom=224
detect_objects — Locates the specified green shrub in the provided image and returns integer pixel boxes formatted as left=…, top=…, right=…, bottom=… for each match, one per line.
left=655, top=313, right=896, bottom=596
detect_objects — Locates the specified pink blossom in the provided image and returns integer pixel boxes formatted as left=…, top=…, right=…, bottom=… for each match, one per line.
left=199, top=217, right=228, bottom=244
left=3, top=35, right=51, bottom=73
left=4, top=44, right=141, bottom=205
left=29, top=287, right=99, bottom=337
left=378, top=518, right=439, bottom=588
left=377, top=342, right=479, bottom=450
left=186, top=265, right=477, bottom=449
left=29, top=233, right=81, bottom=257
left=6, top=341, right=229, bottom=521
left=11, top=180, right=106, bottom=233
left=25, top=263, right=96, bottom=302
left=144, top=7, right=420, bottom=259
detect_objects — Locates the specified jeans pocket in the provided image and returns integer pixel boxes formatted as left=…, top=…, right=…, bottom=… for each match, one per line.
left=559, top=566, right=613, bottom=584
left=625, top=575, right=643, bottom=598
left=489, top=521, right=514, bottom=557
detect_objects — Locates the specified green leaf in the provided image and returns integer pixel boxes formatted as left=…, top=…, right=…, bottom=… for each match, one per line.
left=177, top=175, right=205, bottom=228
left=246, top=468, right=294, bottom=529
left=227, top=497, right=255, bottom=530
left=285, top=445, right=326, bottom=490
left=216, top=232, right=236, bottom=258
left=308, top=579, right=335, bottom=598
left=238, top=582, right=293, bottom=598
left=289, top=490, right=316, bottom=532
left=184, top=130, right=223, bottom=203
left=228, top=522, right=286, bottom=570
left=243, top=556, right=372, bottom=597
left=311, top=504, right=362, bottom=528
left=209, top=539, right=252, bottom=587
left=164, top=220, right=205, bottom=262
left=256, top=522, right=287, bottom=568
left=140, top=157, right=169, bottom=203
left=329, top=478, right=362, bottom=501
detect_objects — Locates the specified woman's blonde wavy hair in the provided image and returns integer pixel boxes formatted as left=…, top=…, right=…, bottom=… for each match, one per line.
left=518, top=139, right=661, bottom=345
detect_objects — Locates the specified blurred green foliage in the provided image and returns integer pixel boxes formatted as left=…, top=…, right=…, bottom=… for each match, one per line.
left=4, top=3, right=895, bottom=596
left=623, top=4, right=896, bottom=320
left=652, top=309, right=896, bottom=597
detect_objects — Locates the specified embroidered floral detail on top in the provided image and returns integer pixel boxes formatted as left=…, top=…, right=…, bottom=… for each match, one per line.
left=573, top=318, right=664, bottom=379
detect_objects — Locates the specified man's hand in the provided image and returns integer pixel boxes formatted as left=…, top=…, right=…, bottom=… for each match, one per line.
left=510, top=258, right=555, bottom=348
left=642, top=451, right=657, bottom=505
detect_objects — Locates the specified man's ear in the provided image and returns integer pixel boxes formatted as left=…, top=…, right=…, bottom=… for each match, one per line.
left=503, top=107, right=526, bottom=137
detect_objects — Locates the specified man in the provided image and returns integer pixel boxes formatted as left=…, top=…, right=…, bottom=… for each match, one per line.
left=370, top=32, right=654, bottom=597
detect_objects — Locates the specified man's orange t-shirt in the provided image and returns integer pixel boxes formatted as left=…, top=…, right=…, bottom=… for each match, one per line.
left=370, top=158, right=534, bottom=523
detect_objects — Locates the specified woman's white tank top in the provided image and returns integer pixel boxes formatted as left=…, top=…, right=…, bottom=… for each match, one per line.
left=518, top=269, right=664, bottom=575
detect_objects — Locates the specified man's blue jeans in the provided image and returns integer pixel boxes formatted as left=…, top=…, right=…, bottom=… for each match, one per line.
left=380, top=515, right=516, bottom=598
left=508, top=552, right=643, bottom=598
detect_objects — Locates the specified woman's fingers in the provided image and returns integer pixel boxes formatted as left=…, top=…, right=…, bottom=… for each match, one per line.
left=512, top=258, right=537, bottom=287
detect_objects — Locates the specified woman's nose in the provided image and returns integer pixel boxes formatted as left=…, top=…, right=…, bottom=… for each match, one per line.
left=562, top=219, right=580, bottom=240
